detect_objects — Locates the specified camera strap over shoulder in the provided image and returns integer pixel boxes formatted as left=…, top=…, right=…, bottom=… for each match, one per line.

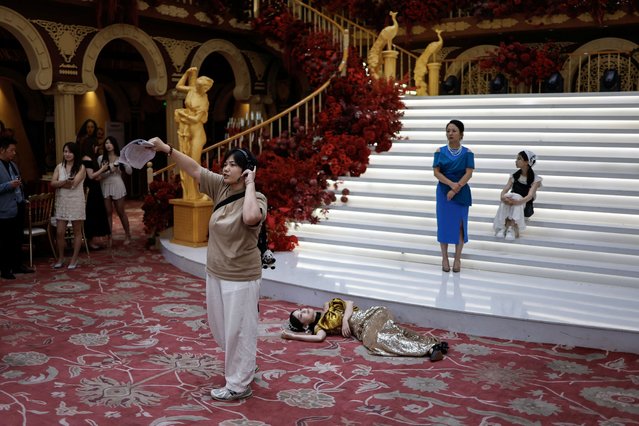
left=213, top=191, right=245, bottom=212
left=213, top=189, right=275, bottom=269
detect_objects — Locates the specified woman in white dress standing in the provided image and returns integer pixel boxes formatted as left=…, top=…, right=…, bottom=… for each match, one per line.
left=51, top=142, right=86, bottom=269
left=493, top=150, right=542, bottom=240
left=99, top=136, right=132, bottom=245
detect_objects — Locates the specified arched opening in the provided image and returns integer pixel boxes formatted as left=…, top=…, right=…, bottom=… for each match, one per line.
left=0, top=25, right=47, bottom=184
left=200, top=52, right=235, bottom=148
left=79, top=37, right=166, bottom=198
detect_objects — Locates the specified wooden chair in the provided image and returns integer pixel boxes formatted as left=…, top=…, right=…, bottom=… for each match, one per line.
left=22, top=192, right=56, bottom=268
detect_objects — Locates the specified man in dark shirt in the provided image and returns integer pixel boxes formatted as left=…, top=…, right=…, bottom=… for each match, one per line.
left=0, top=136, right=34, bottom=279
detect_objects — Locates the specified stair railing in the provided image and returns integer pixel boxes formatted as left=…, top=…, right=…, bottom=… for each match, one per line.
left=329, top=13, right=418, bottom=87
left=149, top=0, right=349, bottom=185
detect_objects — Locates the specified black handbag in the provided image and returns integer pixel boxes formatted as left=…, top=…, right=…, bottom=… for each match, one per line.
left=512, top=179, right=535, bottom=218
left=524, top=200, right=534, bottom=218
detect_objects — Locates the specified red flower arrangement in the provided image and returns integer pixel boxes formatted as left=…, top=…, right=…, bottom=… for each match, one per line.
left=142, top=177, right=182, bottom=246
left=290, top=31, right=341, bottom=88
left=480, top=41, right=562, bottom=86
left=254, top=2, right=341, bottom=88
left=319, top=50, right=404, bottom=154
left=253, top=1, right=300, bottom=44
left=249, top=5, right=405, bottom=251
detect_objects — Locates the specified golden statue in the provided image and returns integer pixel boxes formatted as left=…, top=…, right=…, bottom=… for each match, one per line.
left=414, top=29, right=444, bottom=96
left=367, top=11, right=398, bottom=79
left=174, top=66, right=213, bottom=200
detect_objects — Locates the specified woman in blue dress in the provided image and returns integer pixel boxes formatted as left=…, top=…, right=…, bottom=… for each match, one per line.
left=433, top=120, right=474, bottom=273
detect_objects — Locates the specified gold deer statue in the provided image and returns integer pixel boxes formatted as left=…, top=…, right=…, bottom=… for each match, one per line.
left=414, top=28, right=444, bottom=96
left=367, top=11, right=399, bottom=79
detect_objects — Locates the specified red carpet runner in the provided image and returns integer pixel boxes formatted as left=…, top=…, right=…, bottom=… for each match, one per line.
left=1, top=202, right=637, bottom=424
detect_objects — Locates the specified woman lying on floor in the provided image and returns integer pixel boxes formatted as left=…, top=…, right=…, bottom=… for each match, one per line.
left=281, top=298, right=448, bottom=361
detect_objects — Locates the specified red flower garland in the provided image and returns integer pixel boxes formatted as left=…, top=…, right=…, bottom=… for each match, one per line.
left=250, top=3, right=404, bottom=251
left=142, top=178, right=182, bottom=237
left=480, top=41, right=562, bottom=85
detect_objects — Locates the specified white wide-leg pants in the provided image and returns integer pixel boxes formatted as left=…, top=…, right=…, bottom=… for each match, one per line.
left=493, top=193, right=527, bottom=235
left=205, top=273, right=260, bottom=393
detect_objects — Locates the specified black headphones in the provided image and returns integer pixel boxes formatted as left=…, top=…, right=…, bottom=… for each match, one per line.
left=237, top=148, right=255, bottom=171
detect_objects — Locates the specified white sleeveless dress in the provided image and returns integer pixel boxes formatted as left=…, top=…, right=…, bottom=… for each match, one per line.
left=54, top=163, right=86, bottom=221
left=98, top=155, right=129, bottom=200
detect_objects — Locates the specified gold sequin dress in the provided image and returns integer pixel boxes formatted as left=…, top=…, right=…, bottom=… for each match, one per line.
left=315, top=298, right=440, bottom=357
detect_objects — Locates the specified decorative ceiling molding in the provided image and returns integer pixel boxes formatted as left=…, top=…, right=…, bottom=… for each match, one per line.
left=154, top=37, right=201, bottom=74
left=32, top=20, right=97, bottom=64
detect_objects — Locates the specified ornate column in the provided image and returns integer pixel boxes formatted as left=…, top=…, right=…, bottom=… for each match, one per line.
left=427, top=63, right=442, bottom=96
left=45, top=82, right=88, bottom=163
left=382, top=50, right=399, bottom=80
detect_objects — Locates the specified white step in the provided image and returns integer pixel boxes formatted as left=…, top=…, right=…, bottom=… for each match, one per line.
left=397, top=131, right=639, bottom=145
left=401, top=118, right=639, bottom=131
left=402, top=106, right=639, bottom=119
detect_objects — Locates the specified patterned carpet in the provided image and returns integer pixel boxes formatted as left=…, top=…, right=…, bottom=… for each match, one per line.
left=1, top=202, right=638, bottom=425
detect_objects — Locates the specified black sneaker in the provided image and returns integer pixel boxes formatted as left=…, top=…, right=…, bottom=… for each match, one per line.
left=1, top=272, right=16, bottom=280
left=14, top=265, right=35, bottom=274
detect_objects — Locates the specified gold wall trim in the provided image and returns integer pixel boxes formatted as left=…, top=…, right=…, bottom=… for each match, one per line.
left=0, top=6, right=52, bottom=90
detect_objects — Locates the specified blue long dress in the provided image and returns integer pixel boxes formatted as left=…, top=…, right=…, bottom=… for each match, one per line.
left=433, top=146, right=475, bottom=244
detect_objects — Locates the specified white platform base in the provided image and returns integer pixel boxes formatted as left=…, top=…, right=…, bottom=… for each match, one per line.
left=160, top=235, right=639, bottom=354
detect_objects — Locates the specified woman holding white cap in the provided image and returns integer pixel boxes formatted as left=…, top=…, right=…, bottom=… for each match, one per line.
left=493, top=150, right=542, bottom=240
left=99, top=136, right=132, bottom=246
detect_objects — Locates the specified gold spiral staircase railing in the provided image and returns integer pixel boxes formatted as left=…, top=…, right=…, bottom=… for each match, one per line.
left=329, top=14, right=418, bottom=87
left=148, top=0, right=349, bottom=185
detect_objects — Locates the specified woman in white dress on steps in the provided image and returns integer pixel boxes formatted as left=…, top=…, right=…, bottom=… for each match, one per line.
left=493, top=150, right=542, bottom=240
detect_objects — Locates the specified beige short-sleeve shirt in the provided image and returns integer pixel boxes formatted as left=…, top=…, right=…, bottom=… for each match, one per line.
left=199, top=168, right=267, bottom=281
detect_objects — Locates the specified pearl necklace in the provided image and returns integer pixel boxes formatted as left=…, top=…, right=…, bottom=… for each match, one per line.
left=447, top=144, right=463, bottom=156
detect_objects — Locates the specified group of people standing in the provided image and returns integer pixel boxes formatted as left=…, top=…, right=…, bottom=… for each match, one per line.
left=433, top=119, right=542, bottom=273
left=50, top=118, right=132, bottom=269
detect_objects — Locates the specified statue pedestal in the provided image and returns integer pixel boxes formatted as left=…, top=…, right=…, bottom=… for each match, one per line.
left=382, top=50, right=399, bottom=80
left=169, top=197, right=213, bottom=247
left=427, top=62, right=442, bottom=96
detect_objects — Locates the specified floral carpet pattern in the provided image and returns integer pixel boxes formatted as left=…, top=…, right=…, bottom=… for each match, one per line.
left=1, top=203, right=638, bottom=425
